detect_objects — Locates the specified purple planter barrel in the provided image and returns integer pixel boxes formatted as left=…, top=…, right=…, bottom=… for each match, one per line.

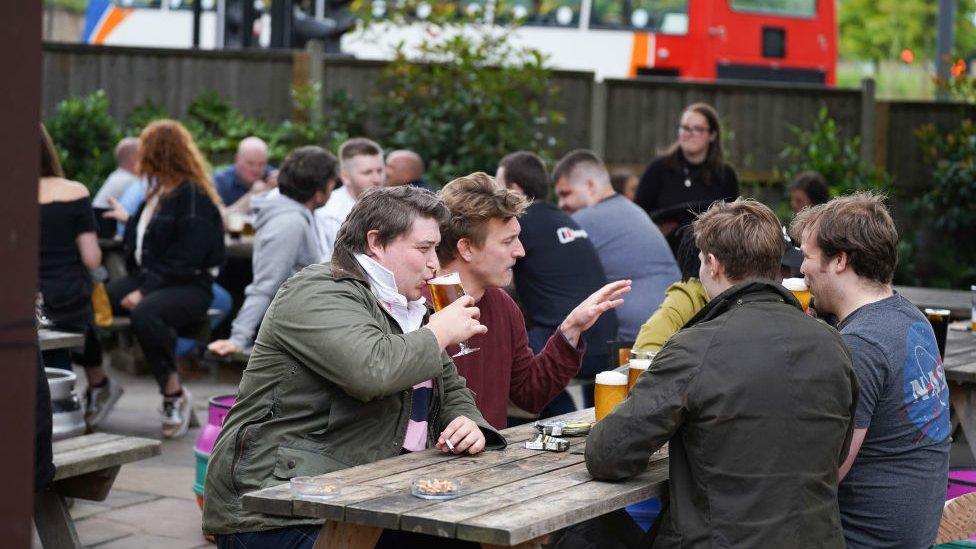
left=194, top=394, right=236, bottom=505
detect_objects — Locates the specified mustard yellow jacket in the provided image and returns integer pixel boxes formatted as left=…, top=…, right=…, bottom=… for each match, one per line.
left=633, top=278, right=709, bottom=352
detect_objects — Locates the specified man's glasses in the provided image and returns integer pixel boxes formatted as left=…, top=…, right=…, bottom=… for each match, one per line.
left=678, top=125, right=710, bottom=136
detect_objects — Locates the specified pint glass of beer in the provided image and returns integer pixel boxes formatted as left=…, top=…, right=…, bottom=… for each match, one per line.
left=627, top=359, right=651, bottom=392
left=427, top=272, right=480, bottom=357
left=594, top=371, right=628, bottom=421
left=783, top=278, right=812, bottom=310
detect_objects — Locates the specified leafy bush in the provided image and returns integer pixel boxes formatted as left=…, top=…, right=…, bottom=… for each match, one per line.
left=45, top=90, right=122, bottom=193
left=369, top=5, right=563, bottom=185
left=908, top=119, right=976, bottom=287
left=779, top=106, right=891, bottom=197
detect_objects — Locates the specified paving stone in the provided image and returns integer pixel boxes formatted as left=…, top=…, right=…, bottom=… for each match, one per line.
left=100, top=489, right=160, bottom=509
left=93, top=533, right=210, bottom=549
left=97, top=497, right=207, bottom=544
left=69, top=500, right=112, bottom=520
left=75, top=516, right=137, bottom=547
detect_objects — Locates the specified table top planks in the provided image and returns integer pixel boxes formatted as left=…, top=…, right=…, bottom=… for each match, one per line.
left=38, top=329, right=85, bottom=352
left=946, top=325, right=976, bottom=384
left=242, top=409, right=670, bottom=545
left=896, top=285, right=972, bottom=320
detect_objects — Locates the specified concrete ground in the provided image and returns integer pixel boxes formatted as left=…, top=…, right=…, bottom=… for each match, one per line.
left=37, top=358, right=976, bottom=548
left=43, top=361, right=243, bottom=548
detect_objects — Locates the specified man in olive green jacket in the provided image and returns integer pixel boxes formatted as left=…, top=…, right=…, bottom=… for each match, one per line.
left=586, top=200, right=857, bottom=548
left=203, top=186, right=504, bottom=543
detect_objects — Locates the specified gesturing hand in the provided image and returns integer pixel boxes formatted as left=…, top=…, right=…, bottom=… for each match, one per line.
left=436, top=416, right=486, bottom=455
left=559, top=280, right=631, bottom=346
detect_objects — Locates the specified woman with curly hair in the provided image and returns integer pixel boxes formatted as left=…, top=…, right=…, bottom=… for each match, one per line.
left=105, top=119, right=225, bottom=438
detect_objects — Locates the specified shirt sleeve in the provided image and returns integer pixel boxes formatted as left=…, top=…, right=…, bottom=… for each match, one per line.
left=585, top=335, right=701, bottom=480
left=841, top=333, right=889, bottom=429
left=505, top=293, right=584, bottom=413
left=633, top=282, right=697, bottom=352
left=74, top=197, right=97, bottom=235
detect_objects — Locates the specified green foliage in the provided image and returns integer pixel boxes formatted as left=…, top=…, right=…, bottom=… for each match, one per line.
left=367, top=2, right=563, bottom=185
left=909, top=119, right=976, bottom=287
left=779, top=107, right=892, bottom=197
left=839, top=0, right=976, bottom=64
left=124, top=99, right=169, bottom=136
left=45, top=90, right=122, bottom=193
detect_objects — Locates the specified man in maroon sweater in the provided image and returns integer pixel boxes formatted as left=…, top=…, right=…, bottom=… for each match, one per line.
left=437, top=172, right=630, bottom=429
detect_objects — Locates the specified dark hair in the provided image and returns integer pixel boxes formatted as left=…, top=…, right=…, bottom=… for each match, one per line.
left=499, top=151, right=548, bottom=200
left=673, top=224, right=701, bottom=280
left=694, top=199, right=783, bottom=281
left=790, top=171, right=830, bottom=206
left=610, top=169, right=635, bottom=195
left=790, top=192, right=898, bottom=285
left=338, top=137, right=383, bottom=162
left=551, top=149, right=609, bottom=186
left=663, top=102, right=726, bottom=184
left=277, top=146, right=338, bottom=203
left=335, top=186, right=449, bottom=257
left=437, top=172, right=528, bottom=264
left=40, top=123, right=63, bottom=178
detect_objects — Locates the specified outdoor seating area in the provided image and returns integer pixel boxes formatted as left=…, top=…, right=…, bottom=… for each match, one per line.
left=9, top=2, right=976, bottom=547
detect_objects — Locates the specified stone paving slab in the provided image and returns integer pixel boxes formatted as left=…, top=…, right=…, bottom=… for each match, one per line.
left=94, top=533, right=212, bottom=549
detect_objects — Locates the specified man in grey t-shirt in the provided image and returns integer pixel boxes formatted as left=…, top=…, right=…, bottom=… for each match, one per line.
left=553, top=149, right=680, bottom=340
left=793, top=193, right=949, bottom=548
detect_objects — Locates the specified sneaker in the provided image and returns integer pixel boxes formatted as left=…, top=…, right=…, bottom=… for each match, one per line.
left=160, top=387, right=193, bottom=439
left=937, top=491, right=976, bottom=544
left=84, top=378, right=124, bottom=429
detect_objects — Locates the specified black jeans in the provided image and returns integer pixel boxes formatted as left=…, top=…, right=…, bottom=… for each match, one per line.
left=107, top=275, right=211, bottom=393
left=216, top=525, right=319, bottom=549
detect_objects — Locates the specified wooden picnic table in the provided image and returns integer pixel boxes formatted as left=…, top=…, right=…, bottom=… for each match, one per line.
left=944, top=325, right=976, bottom=461
left=38, top=329, right=85, bottom=352
left=243, top=408, right=669, bottom=548
left=896, top=285, right=972, bottom=320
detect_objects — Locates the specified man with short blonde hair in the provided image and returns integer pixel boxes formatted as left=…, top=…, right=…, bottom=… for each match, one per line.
left=587, top=198, right=858, bottom=547
left=792, top=192, right=948, bottom=548
left=436, top=172, right=630, bottom=429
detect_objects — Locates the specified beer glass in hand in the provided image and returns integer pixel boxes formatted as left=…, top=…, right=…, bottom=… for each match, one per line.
left=783, top=278, right=812, bottom=310
left=428, top=272, right=480, bottom=357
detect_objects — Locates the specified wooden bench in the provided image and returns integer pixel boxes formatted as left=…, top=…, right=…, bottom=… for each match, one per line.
left=34, top=433, right=161, bottom=549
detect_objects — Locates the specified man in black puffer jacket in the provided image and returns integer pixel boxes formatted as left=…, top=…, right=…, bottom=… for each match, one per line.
left=586, top=199, right=858, bottom=548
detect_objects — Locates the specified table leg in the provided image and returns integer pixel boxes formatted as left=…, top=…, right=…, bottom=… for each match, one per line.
left=951, top=382, right=976, bottom=462
left=313, top=521, right=383, bottom=549
left=33, top=488, right=81, bottom=549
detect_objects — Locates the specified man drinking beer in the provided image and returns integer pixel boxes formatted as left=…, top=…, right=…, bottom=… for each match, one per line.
left=586, top=199, right=858, bottom=547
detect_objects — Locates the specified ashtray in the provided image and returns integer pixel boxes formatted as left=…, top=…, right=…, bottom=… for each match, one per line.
left=290, top=477, right=341, bottom=500
left=411, top=477, right=463, bottom=500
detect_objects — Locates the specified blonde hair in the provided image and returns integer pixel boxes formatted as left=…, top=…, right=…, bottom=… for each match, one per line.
left=437, top=172, right=528, bottom=263
left=138, top=119, right=220, bottom=205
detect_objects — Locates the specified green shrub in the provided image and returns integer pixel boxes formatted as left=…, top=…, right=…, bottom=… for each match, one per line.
left=908, top=119, right=976, bottom=287
left=370, top=10, right=563, bottom=186
left=779, top=106, right=892, bottom=197
left=45, top=90, right=122, bottom=194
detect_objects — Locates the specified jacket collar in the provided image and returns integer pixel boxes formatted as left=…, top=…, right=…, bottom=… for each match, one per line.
left=685, top=279, right=800, bottom=329
left=330, top=245, right=369, bottom=284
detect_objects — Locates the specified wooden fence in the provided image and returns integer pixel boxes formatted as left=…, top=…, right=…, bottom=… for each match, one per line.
left=41, top=42, right=973, bottom=192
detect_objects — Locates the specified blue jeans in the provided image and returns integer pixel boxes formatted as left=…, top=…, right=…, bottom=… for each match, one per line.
left=216, top=525, right=319, bottom=549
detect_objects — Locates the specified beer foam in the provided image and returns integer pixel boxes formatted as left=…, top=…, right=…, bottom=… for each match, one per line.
left=595, top=371, right=628, bottom=385
left=629, top=359, right=652, bottom=371
left=429, top=272, right=461, bottom=285
left=782, top=277, right=807, bottom=292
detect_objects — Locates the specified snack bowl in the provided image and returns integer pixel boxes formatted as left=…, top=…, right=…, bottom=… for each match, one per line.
left=290, top=477, right=342, bottom=501
left=411, top=477, right=463, bottom=500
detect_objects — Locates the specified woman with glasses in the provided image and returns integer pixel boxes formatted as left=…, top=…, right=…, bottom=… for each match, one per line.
left=634, top=103, right=739, bottom=251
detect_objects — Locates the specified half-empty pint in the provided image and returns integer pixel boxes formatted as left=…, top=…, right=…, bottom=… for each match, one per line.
left=628, top=359, right=652, bottom=392
left=594, top=371, right=628, bottom=421
left=782, top=277, right=812, bottom=310
left=428, top=272, right=464, bottom=311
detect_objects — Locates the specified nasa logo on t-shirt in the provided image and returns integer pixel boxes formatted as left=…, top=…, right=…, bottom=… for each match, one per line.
left=556, top=227, right=588, bottom=244
left=902, top=321, right=950, bottom=443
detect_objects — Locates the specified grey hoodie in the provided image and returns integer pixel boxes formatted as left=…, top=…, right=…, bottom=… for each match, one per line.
left=228, top=190, right=323, bottom=350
